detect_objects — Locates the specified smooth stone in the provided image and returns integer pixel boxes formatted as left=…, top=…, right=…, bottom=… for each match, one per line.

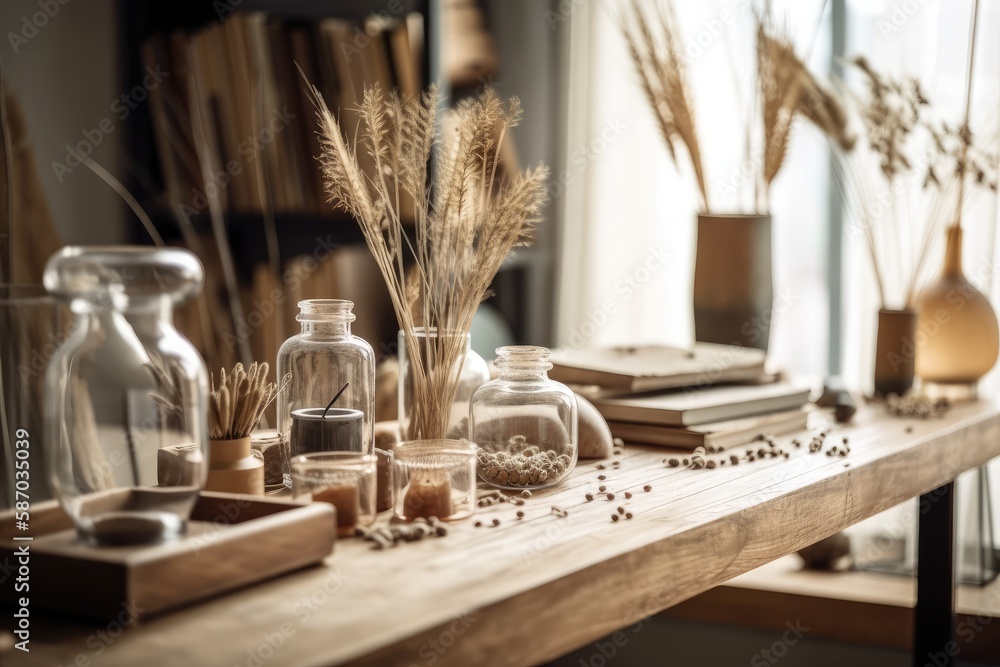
left=576, top=393, right=613, bottom=459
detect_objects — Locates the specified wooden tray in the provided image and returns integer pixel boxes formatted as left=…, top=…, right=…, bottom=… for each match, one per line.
left=0, top=491, right=335, bottom=620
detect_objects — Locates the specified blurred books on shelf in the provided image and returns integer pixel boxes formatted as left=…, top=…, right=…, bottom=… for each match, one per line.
left=142, top=11, right=426, bottom=217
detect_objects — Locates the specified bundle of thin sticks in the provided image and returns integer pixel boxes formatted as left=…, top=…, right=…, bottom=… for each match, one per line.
left=209, top=362, right=290, bottom=440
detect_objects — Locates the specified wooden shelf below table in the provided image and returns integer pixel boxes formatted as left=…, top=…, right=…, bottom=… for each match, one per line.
left=6, top=400, right=1000, bottom=666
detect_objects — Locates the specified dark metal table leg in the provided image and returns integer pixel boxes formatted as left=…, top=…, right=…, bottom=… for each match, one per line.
left=914, top=482, right=955, bottom=667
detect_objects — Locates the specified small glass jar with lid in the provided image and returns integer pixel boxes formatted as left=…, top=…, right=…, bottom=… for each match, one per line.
left=470, top=346, right=578, bottom=489
left=277, top=300, right=375, bottom=487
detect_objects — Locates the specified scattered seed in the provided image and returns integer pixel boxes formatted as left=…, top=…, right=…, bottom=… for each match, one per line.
left=611, top=514, right=620, bottom=522
left=617, top=506, right=625, bottom=515
left=516, top=510, right=525, bottom=519
left=607, top=493, right=616, bottom=500
left=585, top=493, right=594, bottom=501
left=598, top=485, right=607, bottom=492
left=667, top=458, right=680, bottom=467
left=706, top=461, right=717, bottom=469
left=905, top=426, right=914, bottom=434
left=625, top=512, right=633, bottom=520
left=624, top=492, right=633, bottom=499
left=474, top=521, right=482, bottom=528
left=521, top=489, right=532, bottom=499
left=492, top=518, right=501, bottom=526
left=598, top=474, right=607, bottom=481
left=611, top=461, right=621, bottom=468
left=730, top=455, right=739, bottom=465
left=597, top=464, right=606, bottom=470
left=682, top=458, right=690, bottom=466
left=643, top=485, right=652, bottom=492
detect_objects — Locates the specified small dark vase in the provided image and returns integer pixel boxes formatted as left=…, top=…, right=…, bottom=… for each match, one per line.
left=873, top=308, right=917, bottom=398
left=693, top=213, right=773, bottom=351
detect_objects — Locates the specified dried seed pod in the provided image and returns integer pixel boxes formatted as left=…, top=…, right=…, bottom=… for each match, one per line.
left=474, top=521, right=482, bottom=528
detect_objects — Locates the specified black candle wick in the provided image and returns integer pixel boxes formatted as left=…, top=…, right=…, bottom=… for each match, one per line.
left=323, top=382, right=350, bottom=418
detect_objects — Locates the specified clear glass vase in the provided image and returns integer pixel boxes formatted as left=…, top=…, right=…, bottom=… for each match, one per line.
left=0, top=286, right=64, bottom=507
left=43, top=246, right=209, bottom=545
left=277, top=300, right=375, bottom=487
left=470, top=346, right=578, bottom=489
left=397, top=328, right=489, bottom=441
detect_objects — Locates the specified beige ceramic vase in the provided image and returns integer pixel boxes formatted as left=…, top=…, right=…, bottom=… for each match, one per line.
left=915, top=225, right=999, bottom=398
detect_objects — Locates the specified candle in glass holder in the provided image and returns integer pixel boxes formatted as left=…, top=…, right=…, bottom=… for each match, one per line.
left=290, top=408, right=364, bottom=456
left=312, top=483, right=361, bottom=534
left=402, top=469, right=453, bottom=520
left=291, top=452, right=376, bottom=537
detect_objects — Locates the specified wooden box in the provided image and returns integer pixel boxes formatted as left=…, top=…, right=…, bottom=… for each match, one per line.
left=0, top=491, right=335, bottom=620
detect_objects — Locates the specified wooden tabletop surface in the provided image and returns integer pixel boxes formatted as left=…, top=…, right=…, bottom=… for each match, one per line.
left=9, top=400, right=1000, bottom=667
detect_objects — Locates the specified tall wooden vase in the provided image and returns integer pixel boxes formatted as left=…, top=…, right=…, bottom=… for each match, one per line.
left=915, top=225, right=999, bottom=399
left=693, top=213, right=773, bottom=351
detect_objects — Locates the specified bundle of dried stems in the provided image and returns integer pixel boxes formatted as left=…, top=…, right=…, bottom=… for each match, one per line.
left=209, top=362, right=290, bottom=440
left=834, top=0, right=997, bottom=310
left=309, top=82, right=549, bottom=440
left=620, top=0, right=852, bottom=213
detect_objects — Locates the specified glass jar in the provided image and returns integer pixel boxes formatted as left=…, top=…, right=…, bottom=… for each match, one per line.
left=397, top=328, right=489, bottom=440
left=43, top=246, right=209, bottom=545
left=470, top=346, right=578, bottom=489
left=277, top=300, right=375, bottom=487
left=393, top=439, right=477, bottom=521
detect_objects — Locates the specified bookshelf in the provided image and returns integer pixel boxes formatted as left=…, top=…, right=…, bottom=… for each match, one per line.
left=117, top=0, right=546, bottom=368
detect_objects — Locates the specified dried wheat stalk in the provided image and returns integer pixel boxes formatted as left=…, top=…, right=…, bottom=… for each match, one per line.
left=209, top=362, right=290, bottom=440
left=310, top=82, right=549, bottom=440
left=620, top=0, right=708, bottom=211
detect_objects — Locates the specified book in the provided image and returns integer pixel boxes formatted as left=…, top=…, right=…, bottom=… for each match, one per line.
left=607, top=408, right=810, bottom=449
left=594, top=383, right=811, bottom=427
left=549, top=342, right=767, bottom=393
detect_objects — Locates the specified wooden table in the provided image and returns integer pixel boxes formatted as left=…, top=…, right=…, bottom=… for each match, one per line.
left=7, top=400, right=1000, bottom=667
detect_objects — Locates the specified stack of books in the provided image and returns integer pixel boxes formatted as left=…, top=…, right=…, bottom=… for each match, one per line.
left=550, top=343, right=811, bottom=449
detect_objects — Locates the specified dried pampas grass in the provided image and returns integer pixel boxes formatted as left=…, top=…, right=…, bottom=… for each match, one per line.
left=620, top=0, right=708, bottom=211
left=620, top=0, right=853, bottom=213
left=309, top=81, right=549, bottom=440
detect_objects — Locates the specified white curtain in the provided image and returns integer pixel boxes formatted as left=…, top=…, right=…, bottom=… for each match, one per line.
left=555, top=0, right=833, bottom=380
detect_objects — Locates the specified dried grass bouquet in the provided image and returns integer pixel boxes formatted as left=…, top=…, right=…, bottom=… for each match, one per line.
left=309, top=83, right=549, bottom=440
left=619, top=0, right=852, bottom=213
